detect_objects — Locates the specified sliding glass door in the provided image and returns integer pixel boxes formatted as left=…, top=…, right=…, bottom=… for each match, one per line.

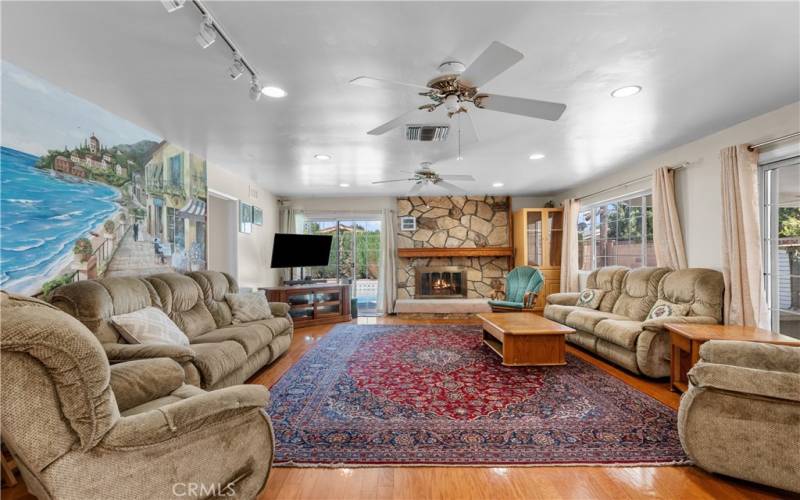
left=303, top=218, right=381, bottom=316
left=761, top=157, right=800, bottom=338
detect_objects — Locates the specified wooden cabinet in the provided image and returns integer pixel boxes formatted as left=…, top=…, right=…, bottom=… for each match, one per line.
left=512, top=208, right=563, bottom=312
left=261, top=283, right=351, bottom=327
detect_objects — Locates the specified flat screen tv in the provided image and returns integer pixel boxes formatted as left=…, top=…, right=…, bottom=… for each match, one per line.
left=270, top=233, right=333, bottom=268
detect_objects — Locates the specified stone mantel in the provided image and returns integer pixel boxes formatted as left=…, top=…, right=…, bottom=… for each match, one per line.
left=397, top=247, right=512, bottom=258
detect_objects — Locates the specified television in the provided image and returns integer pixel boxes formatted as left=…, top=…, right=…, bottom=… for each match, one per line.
left=270, top=233, right=333, bottom=268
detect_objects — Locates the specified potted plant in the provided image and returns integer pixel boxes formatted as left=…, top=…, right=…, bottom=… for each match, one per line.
left=103, top=219, right=116, bottom=239
left=73, top=237, right=92, bottom=263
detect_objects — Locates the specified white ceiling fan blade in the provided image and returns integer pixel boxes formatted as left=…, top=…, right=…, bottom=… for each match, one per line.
left=458, top=41, right=523, bottom=88
left=476, top=94, right=566, bottom=121
left=434, top=180, right=466, bottom=194
left=350, top=76, right=431, bottom=93
left=372, top=178, right=414, bottom=184
left=456, top=110, right=480, bottom=145
left=439, top=174, right=476, bottom=181
left=408, top=182, right=424, bottom=195
left=367, top=109, right=419, bottom=135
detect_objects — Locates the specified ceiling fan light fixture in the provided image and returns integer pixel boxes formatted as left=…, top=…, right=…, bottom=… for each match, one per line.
left=528, top=153, right=545, bottom=160
left=314, top=154, right=331, bottom=160
left=261, top=86, right=287, bottom=98
left=611, top=85, right=642, bottom=98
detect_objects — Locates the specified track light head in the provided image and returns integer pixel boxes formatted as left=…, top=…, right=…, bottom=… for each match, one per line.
left=195, top=16, right=216, bottom=49
left=228, top=54, right=245, bottom=80
left=249, top=77, right=262, bottom=102
left=161, top=0, right=185, bottom=13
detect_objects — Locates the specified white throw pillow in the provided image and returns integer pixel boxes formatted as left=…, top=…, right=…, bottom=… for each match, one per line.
left=225, top=292, right=272, bottom=324
left=111, top=307, right=190, bottom=346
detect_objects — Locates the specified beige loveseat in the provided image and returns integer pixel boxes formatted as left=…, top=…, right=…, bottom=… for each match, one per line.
left=544, top=266, right=724, bottom=377
left=1, top=292, right=274, bottom=499
left=50, top=270, right=292, bottom=390
left=679, top=341, right=800, bottom=493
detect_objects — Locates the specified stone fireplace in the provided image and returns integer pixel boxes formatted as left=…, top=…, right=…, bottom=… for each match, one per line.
left=415, top=266, right=468, bottom=299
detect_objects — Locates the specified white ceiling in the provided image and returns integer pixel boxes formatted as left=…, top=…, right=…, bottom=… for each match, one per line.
left=2, top=1, right=799, bottom=197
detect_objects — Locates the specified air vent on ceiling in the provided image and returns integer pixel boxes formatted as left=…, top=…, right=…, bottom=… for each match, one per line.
left=406, top=125, right=449, bottom=142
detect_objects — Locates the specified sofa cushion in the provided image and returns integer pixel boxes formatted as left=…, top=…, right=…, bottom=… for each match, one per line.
left=226, top=292, right=273, bottom=324
left=594, top=319, right=644, bottom=350
left=658, top=268, right=724, bottom=322
left=611, top=267, right=671, bottom=321
left=146, top=274, right=216, bottom=339
left=544, top=304, right=581, bottom=323
left=121, top=384, right=206, bottom=417
left=646, top=299, right=690, bottom=321
left=187, top=270, right=238, bottom=328
left=111, top=306, right=190, bottom=346
left=190, top=341, right=247, bottom=387
left=576, top=288, right=605, bottom=309
left=564, top=309, right=629, bottom=333
left=191, top=323, right=274, bottom=355
left=585, top=266, right=628, bottom=312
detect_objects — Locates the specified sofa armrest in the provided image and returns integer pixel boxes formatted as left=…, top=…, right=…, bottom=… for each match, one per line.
left=688, top=361, right=800, bottom=403
left=102, top=343, right=196, bottom=364
left=269, top=302, right=291, bottom=318
left=110, top=358, right=186, bottom=412
left=699, top=340, right=800, bottom=373
left=101, top=385, right=271, bottom=447
left=546, top=292, right=579, bottom=306
left=642, top=315, right=719, bottom=332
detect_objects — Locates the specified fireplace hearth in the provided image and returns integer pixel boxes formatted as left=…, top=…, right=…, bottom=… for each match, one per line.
left=415, top=266, right=467, bottom=299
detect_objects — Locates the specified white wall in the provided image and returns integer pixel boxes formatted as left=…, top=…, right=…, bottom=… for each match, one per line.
left=550, top=102, right=800, bottom=269
left=207, top=164, right=280, bottom=289
left=284, top=196, right=394, bottom=213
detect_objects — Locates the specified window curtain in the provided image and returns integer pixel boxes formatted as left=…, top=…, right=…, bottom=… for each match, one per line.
left=377, top=208, right=397, bottom=315
left=560, top=198, right=580, bottom=292
left=720, top=145, right=769, bottom=327
left=278, top=206, right=304, bottom=283
left=652, top=166, right=688, bottom=269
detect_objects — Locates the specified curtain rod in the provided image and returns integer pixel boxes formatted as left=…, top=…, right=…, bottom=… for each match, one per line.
left=575, top=162, right=691, bottom=202
left=747, top=131, right=800, bottom=151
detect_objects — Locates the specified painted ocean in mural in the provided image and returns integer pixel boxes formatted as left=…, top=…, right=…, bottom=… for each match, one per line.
left=0, top=147, right=120, bottom=293
left=0, top=61, right=208, bottom=296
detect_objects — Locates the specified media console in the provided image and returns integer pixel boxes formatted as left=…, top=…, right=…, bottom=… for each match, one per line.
left=261, top=283, right=351, bottom=327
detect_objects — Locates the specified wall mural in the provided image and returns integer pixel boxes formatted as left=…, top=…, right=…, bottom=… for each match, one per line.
left=0, top=62, right=207, bottom=296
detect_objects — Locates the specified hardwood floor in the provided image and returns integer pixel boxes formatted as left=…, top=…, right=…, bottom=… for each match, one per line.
left=1, top=316, right=789, bottom=499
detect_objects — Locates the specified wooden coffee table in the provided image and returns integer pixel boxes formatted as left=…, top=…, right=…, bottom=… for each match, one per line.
left=665, top=323, right=800, bottom=393
left=477, top=312, right=575, bottom=366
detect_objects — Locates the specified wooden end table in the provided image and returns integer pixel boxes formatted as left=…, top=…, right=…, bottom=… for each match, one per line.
left=477, top=312, right=575, bottom=366
left=665, top=323, right=800, bottom=393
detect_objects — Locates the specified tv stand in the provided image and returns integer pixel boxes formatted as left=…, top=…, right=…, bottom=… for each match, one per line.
left=261, top=283, right=351, bottom=327
left=283, top=278, right=326, bottom=286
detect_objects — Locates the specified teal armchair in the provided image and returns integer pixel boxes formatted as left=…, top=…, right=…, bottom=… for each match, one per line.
left=488, top=266, right=545, bottom=312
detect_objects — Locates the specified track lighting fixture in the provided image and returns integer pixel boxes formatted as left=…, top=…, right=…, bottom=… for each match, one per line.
left=195, top=15, right=216, bottom=49
left=249, top=77, right=262, bottom=102
left=161, top=0, right=185, bottom=13
left=228, top=53, right=245, bottom=80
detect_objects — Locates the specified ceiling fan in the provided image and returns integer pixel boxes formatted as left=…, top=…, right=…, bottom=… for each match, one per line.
left=350, top=41, right=567, bottom=142
left=372, top=162, right=475, bottom=194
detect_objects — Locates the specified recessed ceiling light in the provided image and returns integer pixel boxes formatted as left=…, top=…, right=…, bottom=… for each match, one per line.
left=492, top=182, right=504, bottom=188
left=528, top=153, right=545, bottom=160
left=339, top=183, right=350, bottom=188
left=611, top=85, right=642, bottom=98
left=261, top=86, right=287, bottom=98
left=314, top=154, right=331, bottom=160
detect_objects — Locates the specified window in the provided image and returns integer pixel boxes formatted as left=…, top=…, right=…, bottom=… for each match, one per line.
left=168, top=154, right=183, bottom=187
left=577, top=191, right=655, bottom=270
left=761, top=157, right=800, bottom=338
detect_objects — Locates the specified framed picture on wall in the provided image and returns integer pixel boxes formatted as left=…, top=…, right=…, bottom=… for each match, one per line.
left=239, top=202, right=253, bottom=234
left=253, top=207, right=263, bottom=226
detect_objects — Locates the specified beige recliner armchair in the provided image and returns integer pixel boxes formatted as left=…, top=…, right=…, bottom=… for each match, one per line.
left=0, top=292, right=274, bottom=499
left=678, top=340, right=800, bottom=493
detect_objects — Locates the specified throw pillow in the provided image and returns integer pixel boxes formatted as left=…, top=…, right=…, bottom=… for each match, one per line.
left=576, top=288, right=606, bottom=309
left=646, top=299, right=690, bottom=321
left=225, top=292, right=272, bottom=324
left=111, top=307, right=190, bottom=346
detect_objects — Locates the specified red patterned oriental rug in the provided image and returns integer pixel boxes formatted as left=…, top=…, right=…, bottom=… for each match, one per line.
left=268, top=324, right=688, bottom=466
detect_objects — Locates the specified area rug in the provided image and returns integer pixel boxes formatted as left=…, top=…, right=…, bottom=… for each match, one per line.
left=268, top=324, right=689, bottom=466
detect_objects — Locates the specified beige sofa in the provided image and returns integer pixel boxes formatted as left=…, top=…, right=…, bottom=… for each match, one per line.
left=50, top=270, right=292, bottom=390
left=1, top=292, right=274, bottom=499
left=544, top=266, right=724, bottom=377
left=679, top=340, right=800, bottom=493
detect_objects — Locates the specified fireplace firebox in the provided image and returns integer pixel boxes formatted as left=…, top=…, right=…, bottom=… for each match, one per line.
left=415, top=266, right=467, bottom=299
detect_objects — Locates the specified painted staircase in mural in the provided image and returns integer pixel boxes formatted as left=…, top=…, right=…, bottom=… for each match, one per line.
left=104, top=230, right=172, bottom=277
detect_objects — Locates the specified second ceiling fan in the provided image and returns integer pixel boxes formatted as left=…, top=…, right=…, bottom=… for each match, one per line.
left=350, top=41, right=567, bottom=142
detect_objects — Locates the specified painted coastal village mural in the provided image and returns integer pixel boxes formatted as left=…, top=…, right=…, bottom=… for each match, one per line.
left=0, top=62, right=207, bottom=296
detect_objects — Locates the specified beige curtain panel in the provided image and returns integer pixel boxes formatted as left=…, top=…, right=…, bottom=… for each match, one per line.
left=560, top=198, right=581, bottom=292
left=652, top=166, right=688, bottom=269
left=378, top=208, right=397, bottom=315
left=720, top=144, right=769, bottom=328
